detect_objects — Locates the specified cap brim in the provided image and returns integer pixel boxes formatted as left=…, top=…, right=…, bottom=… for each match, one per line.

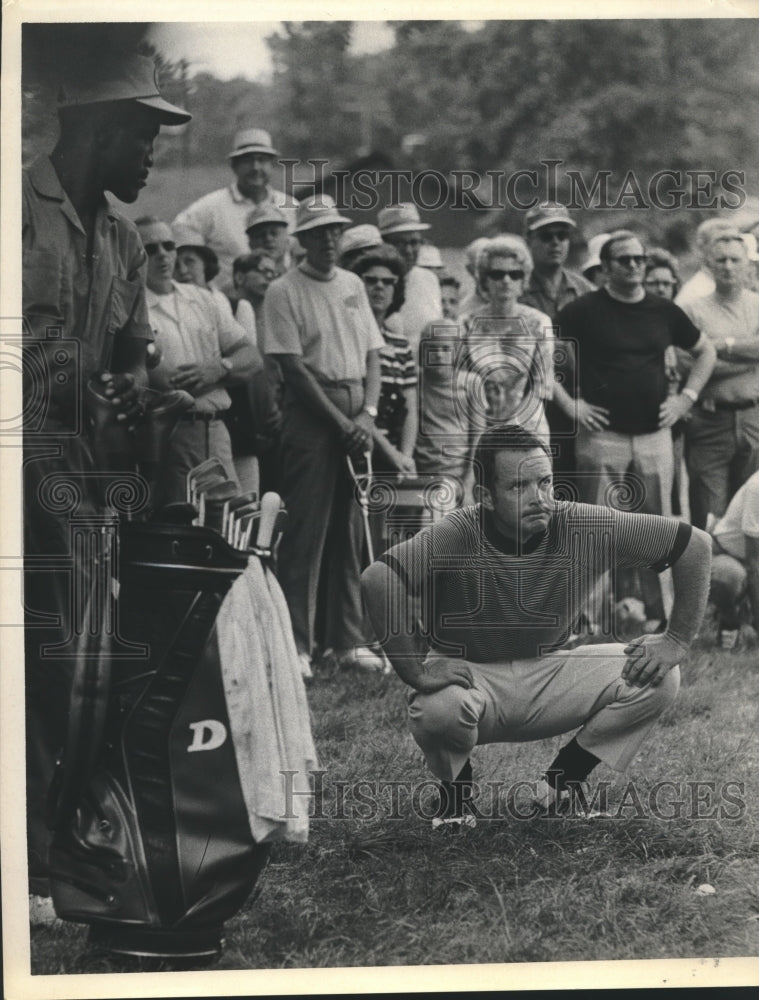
left=380, top=222, right=432, bottom=234
left=528, top=218, right=576, bottom=231
left=294, top=216, right=353, bottom=234
left=229, top=146, right=279, bottom=159
left=136, top=95, right=192, bottom=125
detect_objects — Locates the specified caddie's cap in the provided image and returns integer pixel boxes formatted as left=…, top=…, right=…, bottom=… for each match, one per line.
left=57, top=52, right=191, bottom=125
left=339, top=224, right=383, bottom=259
left=229, top=128, right=279, bottom=160
left=377, top=203, right=431, bottom=235
left=245, top=204, right=290, bottom=232
left=293, top=195, right=352, bottom=234
left=524, top=202, right=576, bottom=233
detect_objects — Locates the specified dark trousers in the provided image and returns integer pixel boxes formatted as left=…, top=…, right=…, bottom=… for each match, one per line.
left=24, top=438, right=98, bottom=894
left=276, top=390, right=368, bottom=656
left=685, top=405, right=759, bottom=529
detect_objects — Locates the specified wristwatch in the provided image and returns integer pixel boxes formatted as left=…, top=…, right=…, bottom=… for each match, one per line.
left=681, top=387, right=698, bottom=404
left=363, top=405, right=378, bottom=418
left=220, top=357, right=233, bottom=373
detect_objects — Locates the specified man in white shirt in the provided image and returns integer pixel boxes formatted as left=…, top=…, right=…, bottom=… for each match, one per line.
left=708, top=470, right=759, bottom=649
left=137, top=218, right=257, bottom=504
left=680, top=232, right=759, bottom=529
left=263, top=196, right=386, bottom=674
left=173, top=128, right=296, bottom=289
left=378, top=203, right=442, bottom=352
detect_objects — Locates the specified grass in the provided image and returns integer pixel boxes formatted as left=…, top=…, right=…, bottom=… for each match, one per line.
left=29, top=612, right=759, bottom=975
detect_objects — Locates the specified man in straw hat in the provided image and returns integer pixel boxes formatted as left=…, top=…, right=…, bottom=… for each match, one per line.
left=262, top=196, right=387, bottom=675
left=173, top=127, right=296, bottom=288
left=378, top=202, right=443, bottom=351
left=23, top=48, right=191, bottom=921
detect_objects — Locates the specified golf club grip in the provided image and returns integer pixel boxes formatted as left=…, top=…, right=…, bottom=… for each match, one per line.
left=257, top=492, right=281, bottom=549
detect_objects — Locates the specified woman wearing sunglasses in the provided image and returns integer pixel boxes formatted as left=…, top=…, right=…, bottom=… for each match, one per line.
left=464, top=235, right=555, bottom=440
left=351, top=245, right=417, bottom=478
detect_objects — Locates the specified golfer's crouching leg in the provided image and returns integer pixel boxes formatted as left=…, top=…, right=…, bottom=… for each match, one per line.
left=407, top=684, right=486, bottom=781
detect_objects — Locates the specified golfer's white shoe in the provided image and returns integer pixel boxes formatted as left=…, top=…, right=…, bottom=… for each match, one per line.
left=336, top=645, right=386, bottom=673
left=297, top=651, right=314, bottom=679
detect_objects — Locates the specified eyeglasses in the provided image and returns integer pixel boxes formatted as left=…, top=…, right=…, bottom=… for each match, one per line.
left=611, top=254, right=647, bottom=267
left=485, top=268, right=525, bottom=282
left=258, top=269, right=278, bottom=280
left=536, top=229, right=571, bottom=243
left=144, top=241, right=176, bottom=256
left=645, top=278, right=675, bottom=288
left=363, top=275, right=398, bottom=287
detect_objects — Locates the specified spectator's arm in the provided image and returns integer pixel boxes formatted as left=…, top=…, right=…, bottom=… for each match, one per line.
left=400, top=387, right=419, bottom=461
left=361, top=559, right=473, bottom=692
left=364, top=347, right=381, bottom=413
left=681, top=332, right=717, bottom=398
left=219, top=338, right=259, bottom=385
left=711, top=337, right=759, bottom=363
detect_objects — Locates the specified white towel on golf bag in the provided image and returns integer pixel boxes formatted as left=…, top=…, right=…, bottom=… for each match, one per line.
left=216, top=557, right=318, bottom=843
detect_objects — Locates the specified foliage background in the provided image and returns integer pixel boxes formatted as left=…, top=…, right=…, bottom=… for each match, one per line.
left=20, top=19, right=759, bottom=254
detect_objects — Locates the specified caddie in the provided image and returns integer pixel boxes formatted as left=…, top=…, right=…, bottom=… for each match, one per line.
left=23, top=49, right=191, bottom=921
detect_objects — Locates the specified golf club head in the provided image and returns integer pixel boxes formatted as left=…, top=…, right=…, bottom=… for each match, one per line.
left=222, top=491, right=258, bottom=537
left=189, top=471, right=231, bottom=507
left=186, top=458, right=229, bottom=502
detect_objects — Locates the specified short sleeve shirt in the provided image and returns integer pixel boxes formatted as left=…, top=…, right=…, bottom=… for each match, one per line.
left=380, top=502, right=690, bottom=661
left=681, top=290, right=759, bottom=405
left=557, top=289, right=701, bottom=434
left=146, top=282, right=244, bottom=412
left=22, top=157, right=153, bottom=424
left=712, top=471, right=759, bottom=561
left=262, top=264, right=384, bottom=381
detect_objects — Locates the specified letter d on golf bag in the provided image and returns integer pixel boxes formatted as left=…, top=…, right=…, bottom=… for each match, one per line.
left=47, top=521, right=271, bottom=959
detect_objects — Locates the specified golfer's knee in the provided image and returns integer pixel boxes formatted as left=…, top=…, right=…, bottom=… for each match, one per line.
left=651, top=665, right=680, bottom=713
left=408, top=685, right=481, bottom=753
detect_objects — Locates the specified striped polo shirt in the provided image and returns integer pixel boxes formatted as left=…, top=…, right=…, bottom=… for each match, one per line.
left=379, top=502, right=690, bottom=662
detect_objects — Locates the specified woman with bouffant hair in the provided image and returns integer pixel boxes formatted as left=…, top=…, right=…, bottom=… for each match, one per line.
left=464, top=234, right=556, bottom=440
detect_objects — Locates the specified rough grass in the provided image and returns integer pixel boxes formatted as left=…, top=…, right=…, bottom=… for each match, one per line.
left=29, top=618, right=759, bottom=976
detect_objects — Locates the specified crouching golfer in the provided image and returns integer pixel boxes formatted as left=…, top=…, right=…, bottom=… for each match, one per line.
left=362, top=423, right=712, bottom=826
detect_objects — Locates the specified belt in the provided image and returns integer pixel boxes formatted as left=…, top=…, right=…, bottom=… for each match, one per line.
left=180, top=411, right=225, bottom=422
left=699, top=398, right=759, bottom=413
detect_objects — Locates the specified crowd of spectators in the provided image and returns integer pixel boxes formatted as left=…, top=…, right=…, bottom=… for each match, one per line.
left=22, top=63, right=759, bottom=925
left=155, top=126, right=759, bottom=665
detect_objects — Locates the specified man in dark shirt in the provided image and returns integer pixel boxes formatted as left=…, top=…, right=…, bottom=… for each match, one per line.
left=555, top=231, right=716, bottom=619
left=362, top=424, right=712, bottom=827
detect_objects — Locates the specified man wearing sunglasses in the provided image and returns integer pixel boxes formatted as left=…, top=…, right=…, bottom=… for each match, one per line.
left=520, top=203, right=595, bottom=488
left=22, top=49, right=191, bottom=922
left=137, top=218, right=258, bottom=505
left=555, top=231, right=716, bottom=624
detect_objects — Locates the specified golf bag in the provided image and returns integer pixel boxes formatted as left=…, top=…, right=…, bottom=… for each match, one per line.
left=47, top=518, right=272, bottom=958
